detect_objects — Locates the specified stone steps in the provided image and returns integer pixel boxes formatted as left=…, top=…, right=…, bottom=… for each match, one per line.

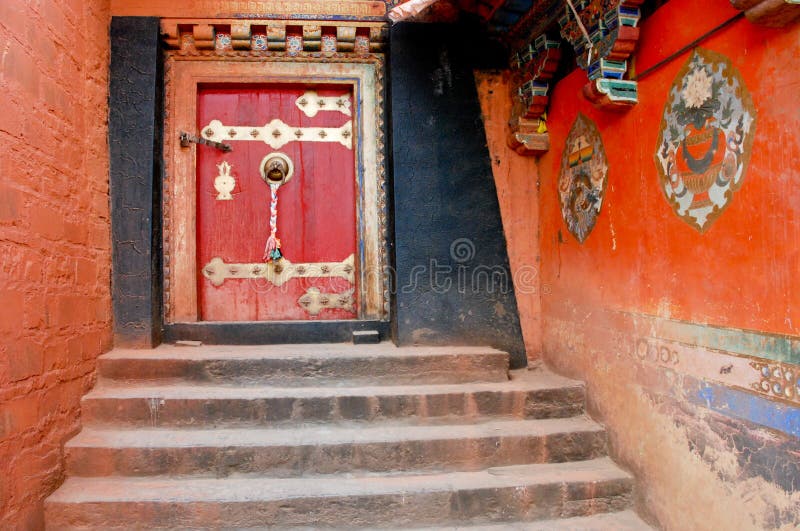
left=46, top=458, right=634, bottom=529
left=65, top=416, right=608, bottom=477
left=98, top=344, right=510, bottom=386
left=81, top=369, right=585, bottom=427
left=45, top=344, right=650, bottom=529
left=403, top=510, right=651, bottom=530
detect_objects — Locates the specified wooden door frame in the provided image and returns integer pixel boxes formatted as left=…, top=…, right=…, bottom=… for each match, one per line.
left=163, top=53, right=389, bottom=326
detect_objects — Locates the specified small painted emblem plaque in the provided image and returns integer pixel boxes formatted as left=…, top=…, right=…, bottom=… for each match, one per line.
left=558, top=113, right=609, bottom=243
left=214, top=161, right=236, bottom=200
left=654, top=48, right=756, bottom=233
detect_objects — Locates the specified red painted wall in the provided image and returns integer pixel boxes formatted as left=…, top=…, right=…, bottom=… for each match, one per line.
left=532, top=0, right=800, bottom=528
left=0, top=0, right=111, bottom=528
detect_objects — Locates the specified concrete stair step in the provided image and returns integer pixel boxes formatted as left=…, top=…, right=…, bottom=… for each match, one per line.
left=66, top=416, right=607, bottom=477
left=399, top=510, right=652, bottom=529
left=45, top=458, right=634, bottom=529
left=82, top=369, right=585, bottom=427
left=98, top=343, right=509, bottom=386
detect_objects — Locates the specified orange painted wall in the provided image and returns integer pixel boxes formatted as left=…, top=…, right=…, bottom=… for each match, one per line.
left=0, top=0, right=111, bottom=528
left=539, top=2, right=798, bottom=334
left=476, top=72, right=542, bottom=361
left=533, top=0, right=800, bottom=528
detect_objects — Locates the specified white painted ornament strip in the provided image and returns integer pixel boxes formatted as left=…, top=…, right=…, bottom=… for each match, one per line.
left=295, top=91, right=352, bottom=117
left=201, top=118, right=353, bottom=150
left=298, top=287, right=355, bottom=315
left=202, top=254, right=355, bottom=287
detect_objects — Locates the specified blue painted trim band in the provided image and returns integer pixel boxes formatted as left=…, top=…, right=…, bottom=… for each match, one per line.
left=690, top=380, right=800, bottom=438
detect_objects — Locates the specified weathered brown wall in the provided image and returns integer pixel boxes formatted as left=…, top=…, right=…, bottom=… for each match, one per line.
left=532, top=0, right=799, bottom=528
left=476, top=72, right=542, bottom=361
left=0, top=0, right=111, bottom=528
left=108, top=0, right=386, bottom=18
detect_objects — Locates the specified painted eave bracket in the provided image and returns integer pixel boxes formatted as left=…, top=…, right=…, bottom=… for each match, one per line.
left=508, top=35, right=560, bottom=156
left=508, top=124, right=550, bottom=156
left=558, top=0, right=644, bottom=111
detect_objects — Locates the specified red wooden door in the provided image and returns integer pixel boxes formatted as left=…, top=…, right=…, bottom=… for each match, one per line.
left=196, top=84, right=358, bottom=321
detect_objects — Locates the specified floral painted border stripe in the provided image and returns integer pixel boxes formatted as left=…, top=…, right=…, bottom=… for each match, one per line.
left=625, top=313, right=800, bottom=366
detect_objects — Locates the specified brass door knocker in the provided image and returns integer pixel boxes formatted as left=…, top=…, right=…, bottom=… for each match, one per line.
left=260, top=152, right=294, bottom=186
left=259, top=153, right=294, bottom=262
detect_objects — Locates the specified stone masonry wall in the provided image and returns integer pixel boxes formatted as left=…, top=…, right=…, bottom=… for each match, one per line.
left=0, top=0, right=111, bottom=528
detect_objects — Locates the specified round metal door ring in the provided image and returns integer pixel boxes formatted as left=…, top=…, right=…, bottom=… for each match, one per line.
left=260, top=152, right=294, bottom=187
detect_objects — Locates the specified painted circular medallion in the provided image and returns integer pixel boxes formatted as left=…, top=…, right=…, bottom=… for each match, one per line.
left=654, top=48, right=756, bottom=233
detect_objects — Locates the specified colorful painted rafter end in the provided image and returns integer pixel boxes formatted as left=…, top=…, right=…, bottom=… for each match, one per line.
left=558, top=0, right=644, bottom=110
left=508, top=34, right=561, bottom=155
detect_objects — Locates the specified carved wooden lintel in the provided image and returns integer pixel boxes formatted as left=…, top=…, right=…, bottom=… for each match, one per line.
left=161, top=19, right=387, bottom=54
left=731, top=0, right=800, bottom=27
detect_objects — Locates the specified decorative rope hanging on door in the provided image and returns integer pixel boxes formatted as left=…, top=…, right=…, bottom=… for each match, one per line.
left=259, top=153, right=294, bottom=262
left=264, top=183, right=282, bottom=261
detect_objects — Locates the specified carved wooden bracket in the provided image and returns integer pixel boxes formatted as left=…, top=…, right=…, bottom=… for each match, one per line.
left=558, top=0, right=644, bottom=111
left=508, top=35, right=561, bottom=156
left=731, top=0, right=800, bottom=27
left=507, top=127, right=551, bottom=156
left=161, top=20, right=387, bottom=55
left=511, top=35, right=562, bottom=121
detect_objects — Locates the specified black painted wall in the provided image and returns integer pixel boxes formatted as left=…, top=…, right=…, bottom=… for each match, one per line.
left=109, top=17, right=163, bottom=347
left=390, top=22, right=526, bottom=367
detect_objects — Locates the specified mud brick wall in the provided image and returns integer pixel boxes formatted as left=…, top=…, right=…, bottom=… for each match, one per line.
left=0, top=0, right=111, bottom=528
